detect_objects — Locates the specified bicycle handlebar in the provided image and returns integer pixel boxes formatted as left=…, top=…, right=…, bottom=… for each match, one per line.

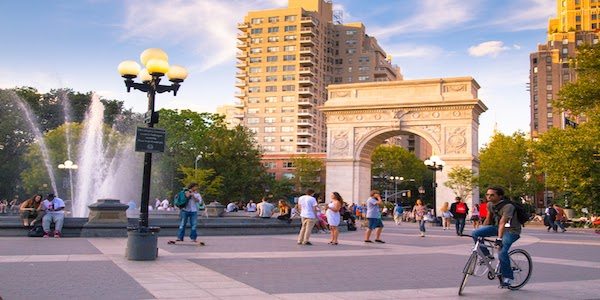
left=459, top=234, right=496, bottom=243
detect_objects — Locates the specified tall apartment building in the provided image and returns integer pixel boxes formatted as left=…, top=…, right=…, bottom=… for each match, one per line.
left=234, top=0, right=401, bottom=165
left=529, top=0, right=599, bottom=138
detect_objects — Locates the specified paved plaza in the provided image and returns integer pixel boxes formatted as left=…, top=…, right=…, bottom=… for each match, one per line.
left=0, top=221, right=599, bottom=300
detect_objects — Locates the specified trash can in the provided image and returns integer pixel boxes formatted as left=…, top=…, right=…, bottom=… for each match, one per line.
left=126, top=226, right=160, bottom=261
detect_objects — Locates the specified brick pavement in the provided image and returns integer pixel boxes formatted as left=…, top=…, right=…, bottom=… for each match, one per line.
left=1, top=221, right=599, bottom=299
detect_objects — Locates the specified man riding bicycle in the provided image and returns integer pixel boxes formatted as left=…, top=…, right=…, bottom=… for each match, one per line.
left=471, top=186, right=521, bottom=288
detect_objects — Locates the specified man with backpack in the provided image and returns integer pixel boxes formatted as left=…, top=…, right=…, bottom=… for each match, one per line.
left=472, top=186, right=522, bottom=288
left=545, top=204, right=558, bottom=232
left=450, top=196, right=469, bottom=236
left=175, top=183, right=203, bottom=243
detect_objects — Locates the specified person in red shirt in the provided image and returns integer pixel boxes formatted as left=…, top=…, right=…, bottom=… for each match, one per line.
left=449, top=196, right=469, bottom=236
left=479, top=199, right=488, bottom=224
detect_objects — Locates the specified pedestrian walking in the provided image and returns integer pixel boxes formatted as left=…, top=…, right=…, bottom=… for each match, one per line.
left=393, top=201, right=404, bottom=226
left=326, top=192, right=343, bottom=245
left=471, top=203, right=481, bottom=229
left=440, top=201, right=452, bottom=230
left=545, top=204, right=557, bottom=232
left=413, top=199, right=427, bottom=237
left=364, top=190, right=385, bottom=243
left=450, top=196, right=469, bottom=236
left=297, top=189, right=318, bottom=245
left=553, top=204, right=567, bottom=232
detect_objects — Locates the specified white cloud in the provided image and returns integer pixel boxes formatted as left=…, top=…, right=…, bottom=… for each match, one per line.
left=468, top=41, right=510, bottom=57
left=370, top=0, right=477, bottom=39
left=384, top=43, right=445, bottom=59
left=486, top=0, right=555, bottom=31
left=120, top=0, right=286, bottom=73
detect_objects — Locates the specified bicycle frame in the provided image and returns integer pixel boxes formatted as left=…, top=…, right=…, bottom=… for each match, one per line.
left=465, top=236, right=500, bottom=277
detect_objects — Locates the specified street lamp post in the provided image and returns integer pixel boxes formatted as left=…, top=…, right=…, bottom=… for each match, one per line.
left=118, top=48, right=188, bottom=261
left=194, top=154, right=203, bottom=176
left=424, top=156, right=445, bottom=219
left=392, top=176, right=403, bottom=202
left=58, top=160, right=78, bottom=203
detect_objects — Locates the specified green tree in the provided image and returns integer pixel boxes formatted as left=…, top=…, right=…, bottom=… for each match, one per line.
left=371, top=144, right=428, bottom=192
left=479, top=132, right=538, bottom=199
left=291, top=155, right=324, bottom=192
left=178, top=166, right=224, bottom=201
left=557, top=44, right=600, bottom=116
left=444, top=166, right=478, bottom=201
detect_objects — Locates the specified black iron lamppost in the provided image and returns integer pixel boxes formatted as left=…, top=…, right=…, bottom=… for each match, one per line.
left=118, top=48, right=188, bottom=260
left=424, top=155, right=445, bottom=219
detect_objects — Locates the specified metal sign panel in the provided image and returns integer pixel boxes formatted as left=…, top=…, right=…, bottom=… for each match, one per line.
left=135, top=127, right=166, bottom=153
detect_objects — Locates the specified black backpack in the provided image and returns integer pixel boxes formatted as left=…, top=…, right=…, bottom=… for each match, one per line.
left=493, top=199, right=530, bottom=227
left=27, top=225, right=44, bottom=237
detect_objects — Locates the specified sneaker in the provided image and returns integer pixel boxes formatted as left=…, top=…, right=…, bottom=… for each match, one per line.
left=303, top=241, right=313, bottom=246
left=43, top=232, right=50, bottom=238
left=54, top=231, right=61, bottom=238
left=374, top=239, right=385, bottom=243
left=500, top=278, right=513, bottom=288
left=364, top=240, right=373, bottom=243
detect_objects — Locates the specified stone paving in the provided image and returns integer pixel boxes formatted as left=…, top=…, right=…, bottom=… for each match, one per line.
left=0, top=221, right=599, bottom=299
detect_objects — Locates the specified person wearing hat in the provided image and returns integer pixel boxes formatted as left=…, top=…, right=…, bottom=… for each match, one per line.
left=41, top=193, right=65, bottom=238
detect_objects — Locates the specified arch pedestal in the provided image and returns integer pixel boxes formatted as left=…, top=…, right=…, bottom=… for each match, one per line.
left=321, top=77, right=487, bottom=214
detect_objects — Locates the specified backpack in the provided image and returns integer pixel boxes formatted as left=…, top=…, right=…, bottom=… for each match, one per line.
left=456, top=202, right=467, bottom=214
left=27, top=225, right=44, bottom=237
left=395, top=205, right=404, bottom=214
left=493, top=199, right=530, bottom=227
left=173, top=189, right=190, bottom=209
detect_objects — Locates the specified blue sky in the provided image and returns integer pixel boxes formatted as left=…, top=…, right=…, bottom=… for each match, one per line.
left=0, top=0, right=555, bottom=147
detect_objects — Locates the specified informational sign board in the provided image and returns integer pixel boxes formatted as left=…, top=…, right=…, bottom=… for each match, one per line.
left=135, top=127, right=166, bottom=153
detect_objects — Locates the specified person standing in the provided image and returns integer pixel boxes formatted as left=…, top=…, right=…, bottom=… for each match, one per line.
left=176, top=183, right=202, bottom=243
left=450, top=196, right=469, bottom=236
left=472, top=186, right=521, bottom=288
left=545, top=204, right=558, bottom=232
left=553, top=204, right=567, bottom=233
left=471, top=203, right=481, bottom=229
left=41, top=194, right=65, bottom=238
left=393, top=201, right=404, bottom=226
left=297, top=189, right=318, bottom=245
left=440, top=201, right=452, bottom=230
left=364, top=190, right=385, bottom=243
left=326, top=192, right=343, bottom=245
left=413, top=199, right=428, bottom=237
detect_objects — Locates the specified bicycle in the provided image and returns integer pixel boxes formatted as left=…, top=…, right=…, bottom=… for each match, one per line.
left=458, top=234, right=532, bottom=296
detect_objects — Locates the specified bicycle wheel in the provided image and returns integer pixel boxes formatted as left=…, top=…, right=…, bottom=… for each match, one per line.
left=459, top=252, right=477, bottom=295
left=508, top=249, right=532, bottom=290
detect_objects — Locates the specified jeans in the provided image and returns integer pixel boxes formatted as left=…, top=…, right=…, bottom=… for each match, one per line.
left=42, top=213, right=64, bottom=233
left=418, top=219, right=426, bottom=233
left=455, top=217, right=466, bottom=235
left=554, top=219, right=566, bottom=231
left=471, top=225, right=520, bottom=280
left=177, top=210, right=198, bottom=241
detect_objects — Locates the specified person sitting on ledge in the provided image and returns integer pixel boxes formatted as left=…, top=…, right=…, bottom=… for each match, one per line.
left=246, top=200, right=257, bottom=212
left=19, top=194, right=44, bottom=227
left=226, top=201, right=238, bottom=212
left=41, top=194, right=65, bottom=238
left=277, top=199, right=292, bottom=223
left=257, top=197, right=274, bottom=218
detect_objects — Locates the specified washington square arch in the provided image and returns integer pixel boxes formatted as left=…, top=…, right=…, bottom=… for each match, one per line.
left=321, top=77, right=488, bottom=214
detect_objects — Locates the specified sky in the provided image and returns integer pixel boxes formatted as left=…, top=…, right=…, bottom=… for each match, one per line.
left=0, top=0, right=556, bottom=148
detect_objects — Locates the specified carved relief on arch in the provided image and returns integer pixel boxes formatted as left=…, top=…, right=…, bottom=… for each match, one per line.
left=330, top=129, right=350, bottom=157
left=412, top=125, right=441, bottom=145
left=446, top=127, right=467, bottom=154
left=443, top=84, right=467, bottom=93
left=354, top=126, right=382, bottom=146
left=331, top=90, right=351, bottom=98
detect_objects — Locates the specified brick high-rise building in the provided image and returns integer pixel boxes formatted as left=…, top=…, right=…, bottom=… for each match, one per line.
left=233, top=0, right=402, bottom=180
left=529, top=0, right=599, bottom=138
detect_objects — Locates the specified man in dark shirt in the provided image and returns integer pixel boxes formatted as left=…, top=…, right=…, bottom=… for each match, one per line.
left=449, top=196, right=469, bottom=236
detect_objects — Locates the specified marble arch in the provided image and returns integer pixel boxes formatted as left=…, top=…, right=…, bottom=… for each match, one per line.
left=321, top=77, right=487, bottom=213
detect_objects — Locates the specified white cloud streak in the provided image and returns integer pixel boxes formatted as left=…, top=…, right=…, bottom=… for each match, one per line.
left=120, top=0, right=286, bottom=73
left=468, top=41, right=510, bottom=57
left=485, top=0, right=555, bottom=31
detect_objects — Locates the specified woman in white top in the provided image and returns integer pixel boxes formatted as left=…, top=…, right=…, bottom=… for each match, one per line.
left=326, top=192, right=343, bottom=245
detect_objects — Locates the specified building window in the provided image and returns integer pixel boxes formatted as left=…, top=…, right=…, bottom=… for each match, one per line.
left=533, top=66, right=538, bottom=73
left=263, top=146, right=276, bottom=152
left=283, top=173, right=294, bottom=179
left=283, top=161, right=294, bottom=168
left=281, top=126, right=294, bottom=132
left=358, top=75, right=369, bottom=81
left=282, top=74, right=295, bottom=81
left=284, top=35, right=296, bottom=41
left=546, top=94, right=553, bottom=100
left=282, top=96, right=295, bottom=102
left=249, top=76, right=261, bottom=82
left=280, top=136, right=294, bottom=142
left=268, top=27, right=279, bottom=33
left=358, top=66, right=370, bottom=72
left=266, top=66, right=278, bottom=72
left=264, top=161, right=276, bottom=169
left=248, top=86, right=260, bottom=93
left=264, top=127, right=276, bottom=133
left=251, top=18, right=263, bottom=24
left=281, top=117, right=294, bottom=123
left=267, top=36, right=279, bottom=42
left=284, top=25, right=297, bottom=32
left=266, top=56, right=278, bottom=62
left=575, top=15, right=581, bottom=22
left=283, top=55, right=296, bottom=61
left=346, top=48, right=356, bottom=54
left=247, top=117, right=259, bottom=124
left=267, top=46, right=279, bottom=52
left=265, top=86, right=277, bottom=92
left=284, top=15, right=296, bottom=22
left=281, top=145, right=294, bottom=152
left=268, top=16, right=279, bottom=23
left=282, top=106, right=294, bottom=113
left=283, top=65, right=296, bottom=71
left=250, top=47, right=262, bottom=54
left=247, top=108, right=259, bottom=114
left=346, top=30, right=357, bottom=35
left=546, top=85, right=553, bottom=91
left=251, top=38, right=262, bottom=44
left=250, top=28, right=263, bottom=34
left=248, top=97, right=260, bottom=103
left=249, top=57, right=262, bottom=63
left=265, top=117, right=276, bottom=123
left=266, top=75, right=277, bottom=82
left=248, top=127, right=258, bottom=133
left=265, top=96, right=277, bottom=103
left=283, top=45, right=296, bottom=52
left=265, top=107, right=277, bottom=113
left=282, top=85, right=295, bottom=91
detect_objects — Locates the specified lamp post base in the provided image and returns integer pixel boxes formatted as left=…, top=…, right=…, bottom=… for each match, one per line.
left=126, top=227, right=160, bottom=261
